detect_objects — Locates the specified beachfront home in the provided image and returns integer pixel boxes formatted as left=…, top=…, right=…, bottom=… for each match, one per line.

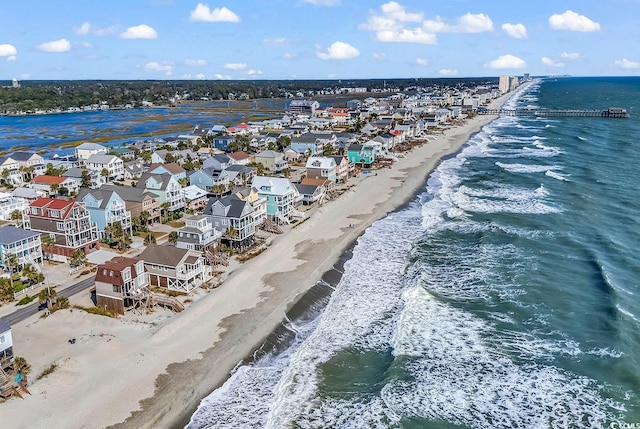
left=294, top=183, right=325, bottom=206
left=233, top=187, right=267, bottom=226
left=138, top=244, right=209, bottom=293
left=347, top=144, right=376, bottom=166
left=305, top=156, right=337, bottom=183
left=63, top=167, right=106, bottom=189
left=182, top=185, right=208, bottom=210
left=136, top=173, right=185, bottom=212
left=253, top=150, right=289, bottom=173
left=0, top=318, right=14, bottom=372
left=123, top=160, right=146, bottom=180
left=109, top=146, right=136, bottom=161
left=290, top=136, right=324, bottom=156
left=77, top=188, right=133, bottom=239
left=0, top=226, right=43, bottom=269
left=95, top=257, right=149, bottom=315
left=75, top=143, right=108, bottom=161
left=22, top=198, right=99, bottom=260
left=100, top=185, right=161, bottom=225
left=332, top=156, right=350, bottom=182
left=252, top=176, right=301, bottom=223
left=176, top=215, right=221, bottom=252
left=204, top=195, right=256, bottom=249
left=84, top=154, right=125, bottom=181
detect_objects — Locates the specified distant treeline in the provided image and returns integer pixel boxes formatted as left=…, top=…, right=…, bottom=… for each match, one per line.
left=0, top=77, right=498, bottom=114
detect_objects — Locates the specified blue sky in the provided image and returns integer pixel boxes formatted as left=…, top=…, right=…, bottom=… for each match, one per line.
left=1, top=0, right=638, bottom=80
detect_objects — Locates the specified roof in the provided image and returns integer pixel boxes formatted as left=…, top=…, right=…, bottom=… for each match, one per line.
left=306, top=156, right=336, bottom=169
left=228, top=151, right=251, bottom=162
left=204, top=194, right=251, bottom=219
left=255, top=150, right=283, bottom=159
left=100, top=185, right=158, bottom=203
left=96, top=256, right=143, bottom=285
left=76, top=143, right=107, bottom=151
left=85, top=154, right=120, bottom=164
left=301, top=177, right=330, bottom=187
left=0, top=226, right=40, bottom=244
left=137, top=173, right=174, bottom=190
left=294, top=183, right=320, bottom=195
left=12, top=187, right=40, bottom=199
left=252, top=176, right=295, bottom=196
left=148, top=162, right=185, bottom=175
left=138, top=244, right=190, bottom=267
left=32, top=175, right=67, bottom=185
left=78, top=188, right=120, bottom=209
left=182, top=185, right=207, bottom=200
left=9, top=151, right=41, bottom=162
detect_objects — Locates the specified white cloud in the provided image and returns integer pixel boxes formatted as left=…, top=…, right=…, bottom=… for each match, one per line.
left=484, top=54, right=526, bottom=69
left=263, top=38, right=287, bottom=46
left=224, top=63, right=246, bottom=70
left=423, top=13, right=494, bottom=33
left=75, top=22, right=91, bottom=35
left=439, top=69, right=458, bottom=76
left=185, top=59, right=207, bottom=66
left=300, top=0, right=341, bottom=5
left=376, top=28, right=437, bottom=44
left=214, top=73, right=232, bottom=80
left=144, top=61, right=173, bottom=75
left=380, top=1, right=423, bottom=22
left=0, top=44, right=18, bottom=57
left=37, top=38, right=71, bottom=52
left=183, top=73, right=206, bottom=79
left=6, top=55, right=16, bottom=61
left=189, top=3, right=240, bottom=22
left=283, top=52, right=295, bottom=60
left=316, top=41, right=360, bottom=60
left=416, top=57, right=428, bottom=66
left=120, top=24, right=158, bottom=39
left=560, top=52, right=580, bottom=60
left=502, top=23, right=527, bottom=39
left=614, top=58, right=639, bottom=69
left=246, top=69, right=262, bottom=76
left=541, top=57, right=565, bottom=67
left=371, top=52, right=386, bottom=62
left=549, top=10, right=600, bottom=32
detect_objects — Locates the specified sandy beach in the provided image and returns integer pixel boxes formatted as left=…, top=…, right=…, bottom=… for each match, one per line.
left=2, top=97, right=509, bottom=429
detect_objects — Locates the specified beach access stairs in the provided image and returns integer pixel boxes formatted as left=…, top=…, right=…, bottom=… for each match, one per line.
left=0, top=367, right=30, bottom=400
left=150, top=292, right=184, bottom=313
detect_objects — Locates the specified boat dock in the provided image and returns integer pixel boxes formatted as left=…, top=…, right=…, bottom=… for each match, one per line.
left=478, top=107, right=629, bottom=118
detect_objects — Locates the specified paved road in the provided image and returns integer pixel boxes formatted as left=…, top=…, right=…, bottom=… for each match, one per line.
left=2, top=276, right=96, bottom=326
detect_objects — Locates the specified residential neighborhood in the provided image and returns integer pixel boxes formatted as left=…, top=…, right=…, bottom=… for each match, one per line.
left=0, top=79, right=512, bottom=402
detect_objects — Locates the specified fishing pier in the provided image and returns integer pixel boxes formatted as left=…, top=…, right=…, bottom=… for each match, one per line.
left=478, top=107, right=629, bottom=118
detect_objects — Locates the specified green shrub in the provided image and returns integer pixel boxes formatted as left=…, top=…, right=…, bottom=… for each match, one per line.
left=16, top=295, right=37, bottom=306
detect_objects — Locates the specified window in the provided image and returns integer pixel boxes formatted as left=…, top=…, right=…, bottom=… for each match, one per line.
left=57, top=222, right=64, bottom=231
left=0, top=335, right=5, bottom=344
left=113, top=285, right=122, bottom=293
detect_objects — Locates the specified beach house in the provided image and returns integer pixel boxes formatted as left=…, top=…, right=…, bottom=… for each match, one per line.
left=75, top=143, right=108, bottom=161
left=305, top=156, right=337, bottom=183
left=204, top=195, right=257, bottom=249
left=22, top=197, right=99, bottom=260
left=100, top=185, right=161, bottom=225
left=252, top=176, right=301, bottom=223
left=0, top=156, right=21, bottom=186
left=84, top=154, right=125, bottom=181
left=253, top=150, right=289, bottom=173
left=136, top=173, right=185, bottom=212
left=95, top=257, right=149, bottom=315
left=30, top=175, right=80, bottom=196
left=138, top=244, right=209, bottom=293
left=0, top=226, right=43, bottom=269
left=176, top=215, right=221, bottom=252
left=347, top=144, right=376, bottom=166
left=147, top=163, right=187, bottom=182
left=7, top=151, right=47, bottom=181
left=0, top=318, right=13, bottom=372
left=77, top=188, right=133, bottom=239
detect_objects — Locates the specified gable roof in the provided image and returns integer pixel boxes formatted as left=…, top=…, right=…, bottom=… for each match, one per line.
left=77, top=188, right=122, bottom=209
left=9, top=151, right=42, bottom=162
left=100, top=184, right=158, bottom=203
left=76, top=143, right=107, bottom=151
left=85, top=154, right=120, bottom=164
left=204, top=194, right=251, bottom=219
left=138, top=243, right=190, bottom=267
left=32, top=175, right=67, bottom=185
left=148, top=162, right=186, bottom=175
left=0, top=226, right=40, bottom=244
left=228, top=151, right=251, bottom=162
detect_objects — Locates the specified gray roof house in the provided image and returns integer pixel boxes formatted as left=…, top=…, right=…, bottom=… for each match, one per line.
left=137, top=244, right=209, bottom=293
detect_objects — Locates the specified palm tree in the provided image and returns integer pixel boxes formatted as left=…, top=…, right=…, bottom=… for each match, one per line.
left=168, top=231, right=178, bottom=245
left=3, top=253, right=19, bottom=300
left=81, top=170, right=92, bottom=188
left=100, top=168, right=110, bottom=181
left=10, top=209, right=23, bottom=227
left=144, top=234, right=156, bottom=245
left=1, top=169, right=10, bottom=185
left=38, top=286, right=57, bottom=311
left=49, top=183, right=59, bottom=197
left=139, top=210, right=151, bottom=227
left=69, top=249, right=87, bottom=268
left=160, top=202, right=170, bottom=223
left=41, top=234, right=55, bottom=262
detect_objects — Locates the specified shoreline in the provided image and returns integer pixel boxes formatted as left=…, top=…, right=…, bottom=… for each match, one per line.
left=1, top=93, right=514, bottom=429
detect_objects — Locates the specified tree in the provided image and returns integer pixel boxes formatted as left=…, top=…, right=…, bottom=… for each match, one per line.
left=0, top=277, right=13, bottom=302
left=49, top=183, right=59, bottom=196
left=41, top=234, right=55, bottom=262
left=54, top=296, right=70, bottom=311
left=276, top=136, right=291, bottom=152
left=70, top=249, right=87, bottom=268
left=144, top=234, right=156, bottom=245
left=38, top=286, right=57, bottom=311
left=168, top=231, right=178, bottom=245
left=165, top=152, right=176, bottom=164
left=139, top=211, right=151, bottom=228
left=81, top=170, right=92, bottom=188
left=59, top=186, right=69, bottom=196
left=160, top=202, right=170, bottom=223
left=178, top=177, right=189, bottom=187
left=3, top=253, right=19, bottom=301
left=101, top=168, right=110, bottom=180
left=10, top=209, right=23, bottom=227
left=0, top=168, right=9, bottom=185
left=225, top=225, right=238, bottom=239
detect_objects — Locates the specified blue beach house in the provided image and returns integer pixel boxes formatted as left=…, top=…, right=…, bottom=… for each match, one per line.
left=347, top=144, right=376, bottom=166
left=77, top=188, right=133, bottom=239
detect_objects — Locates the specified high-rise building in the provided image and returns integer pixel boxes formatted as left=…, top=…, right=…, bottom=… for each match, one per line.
left=499, top=75, right=511, bottom=93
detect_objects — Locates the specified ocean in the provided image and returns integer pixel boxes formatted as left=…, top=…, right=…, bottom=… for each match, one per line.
left=187, top=77, right=640, bottom=428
